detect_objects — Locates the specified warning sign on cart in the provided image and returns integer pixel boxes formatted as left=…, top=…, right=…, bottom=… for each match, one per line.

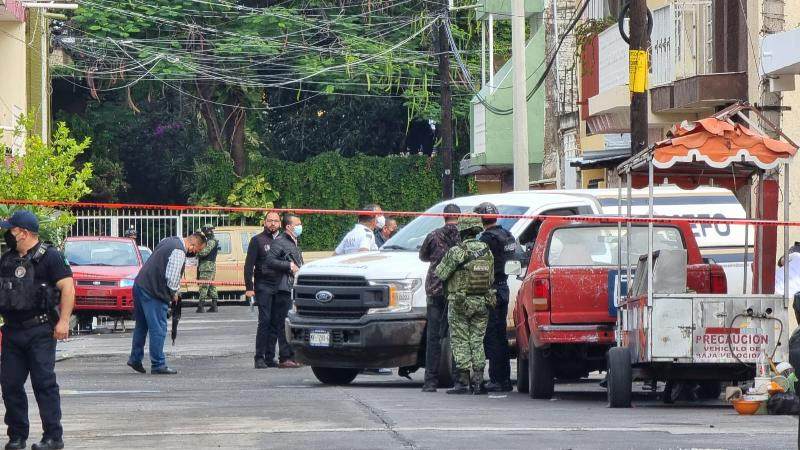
left=693, top=327, right=769, bottom=363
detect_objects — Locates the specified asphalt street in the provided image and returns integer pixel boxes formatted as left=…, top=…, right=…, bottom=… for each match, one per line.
left=21, top=307, right=800, bottom=449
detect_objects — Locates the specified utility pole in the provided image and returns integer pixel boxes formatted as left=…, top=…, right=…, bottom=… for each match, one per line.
left=629, top=0, right=649, bottom=155
left=512, top=0, right=529, bottom=191
left=438, top=2, right=454, bottom=199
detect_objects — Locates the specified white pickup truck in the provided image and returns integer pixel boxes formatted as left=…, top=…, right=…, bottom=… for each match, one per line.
left=286, top=187, right=750, bottom=386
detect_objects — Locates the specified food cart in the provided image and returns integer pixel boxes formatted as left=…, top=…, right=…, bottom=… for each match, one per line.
left=607, top=103, right=798, bottom=407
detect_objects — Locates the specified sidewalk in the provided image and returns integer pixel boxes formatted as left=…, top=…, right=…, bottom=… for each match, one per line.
left=56, top=306, right=258, bottom=361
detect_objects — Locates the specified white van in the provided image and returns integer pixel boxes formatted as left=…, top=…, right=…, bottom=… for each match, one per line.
left=286, top=186, right=748, bottom=385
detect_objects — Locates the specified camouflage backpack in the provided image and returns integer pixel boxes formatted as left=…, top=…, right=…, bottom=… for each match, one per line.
left=459, top=241, right=493, bottom=295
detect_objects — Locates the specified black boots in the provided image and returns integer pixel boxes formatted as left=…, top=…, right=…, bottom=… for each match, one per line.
left=207, top=300, right=218, bottom=313
left=446, top=370, right=471, bottom=394
left=471, top=370, right=487, bottom=395
left=196, top=299, right=206, bottom=313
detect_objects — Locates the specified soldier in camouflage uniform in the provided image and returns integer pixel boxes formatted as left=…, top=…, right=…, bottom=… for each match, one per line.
left=434, top=217, right=495, bottom=395
left=196, top=224, right=219, bottom=313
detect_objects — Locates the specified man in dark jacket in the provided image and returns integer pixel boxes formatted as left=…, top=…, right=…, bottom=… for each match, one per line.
left=418, top=204, right=461, bottom=392
left=475, top=202, right=517, bottom=392
left=127, top=232, right=206, bottom=376
left=264, top=213, right=304, bottom=368
left=244, top=212, right=284, bottom=369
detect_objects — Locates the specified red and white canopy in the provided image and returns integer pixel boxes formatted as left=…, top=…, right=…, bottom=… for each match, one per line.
left=652, top=117, right=796, bottom=170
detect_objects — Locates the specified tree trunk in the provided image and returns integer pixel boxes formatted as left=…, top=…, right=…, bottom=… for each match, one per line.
left=230, top=107, right=246, bottom=177
left=195, top=80, right=225, bottom=151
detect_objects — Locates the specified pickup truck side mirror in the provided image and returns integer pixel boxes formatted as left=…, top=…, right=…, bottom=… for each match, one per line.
left=505, top=260, right=522, bottom=276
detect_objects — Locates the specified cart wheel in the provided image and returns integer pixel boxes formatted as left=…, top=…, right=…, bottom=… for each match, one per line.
left=528, top=334, right=554, bottom=399
left=516, top=354, right=529, bottom=393
left=607, top=347, right=632, bottom=408
left=662, top=381, right=676, bottom=404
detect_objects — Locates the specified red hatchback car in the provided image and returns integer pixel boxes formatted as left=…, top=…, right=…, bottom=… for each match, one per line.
left=63, top=236, right=144, bottom=329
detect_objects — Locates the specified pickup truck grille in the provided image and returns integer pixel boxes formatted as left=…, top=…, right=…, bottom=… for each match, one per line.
left=294, top=305, right=368, bottom=320
left=292, top=275, right=388, bottom=320
left=296, top=275, right=368, bottom=287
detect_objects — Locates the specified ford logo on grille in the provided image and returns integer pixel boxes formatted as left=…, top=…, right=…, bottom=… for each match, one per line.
left=314, top=290, right=334, bottom=303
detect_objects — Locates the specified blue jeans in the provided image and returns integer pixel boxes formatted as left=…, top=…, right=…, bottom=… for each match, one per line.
left=128, top=284, right=169, bottom=369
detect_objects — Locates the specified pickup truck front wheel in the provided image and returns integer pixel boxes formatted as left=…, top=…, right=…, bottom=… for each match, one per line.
left=438, top=336, right=455, bottom=388
left=528, top=334, right=554, bottom=399
left=607, top=347, right=632, bottom=408
left=311, top=367, right=359, bottom=385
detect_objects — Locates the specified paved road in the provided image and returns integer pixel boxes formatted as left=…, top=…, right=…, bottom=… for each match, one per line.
left=27, top=308, right=800, bottom=448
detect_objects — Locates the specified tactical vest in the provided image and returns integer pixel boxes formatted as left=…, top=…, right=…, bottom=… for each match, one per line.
left=459, top=242, right=494, bottom=295
left=0, top=244, right=60, bottom=312
left=199, top=237, right=219, bottom=264
left=484, top=226, right=518, bottom=275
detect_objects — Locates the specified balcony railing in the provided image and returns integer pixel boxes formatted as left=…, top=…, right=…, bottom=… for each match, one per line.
left=651, top=0, right=714, bottom=87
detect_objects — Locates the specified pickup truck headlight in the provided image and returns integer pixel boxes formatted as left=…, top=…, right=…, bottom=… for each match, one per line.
left=367, top=279, right=421, bottom=314
left=119, top=279, right=135, bottom=288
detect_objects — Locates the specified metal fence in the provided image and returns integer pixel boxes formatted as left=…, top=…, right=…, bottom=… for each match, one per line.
left=69, top=208, right=242, bottom=249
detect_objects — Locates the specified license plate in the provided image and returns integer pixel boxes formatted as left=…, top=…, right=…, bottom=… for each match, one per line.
left=309, top=330, right=330, bottom=347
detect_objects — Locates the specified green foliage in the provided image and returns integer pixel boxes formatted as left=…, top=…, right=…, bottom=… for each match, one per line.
left=0, top=117, right=93, bottom=245
left=226, top=175, right=279, bottom=221
left=252, top=152, right=467, bottom=251
left=58, top=91, right=211, bottom=204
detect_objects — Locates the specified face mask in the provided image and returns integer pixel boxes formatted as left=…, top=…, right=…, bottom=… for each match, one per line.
left=3, top=230, right=16, bottom=250
left=293, top=225, right=303, bottom=238
left=376, top=215, right=386, bottom=229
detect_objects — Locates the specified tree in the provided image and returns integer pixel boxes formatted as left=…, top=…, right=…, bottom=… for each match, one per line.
left=0, top=117, right=93, bottom=244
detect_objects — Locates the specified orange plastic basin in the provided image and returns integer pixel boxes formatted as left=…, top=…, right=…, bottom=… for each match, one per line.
left=732, top=400, right=761, bottom=415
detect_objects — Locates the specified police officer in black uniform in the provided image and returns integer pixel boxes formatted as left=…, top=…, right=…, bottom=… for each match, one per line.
left=0, top=211, right=74, bottom=450
left=474, top=202, right=517, bottom=393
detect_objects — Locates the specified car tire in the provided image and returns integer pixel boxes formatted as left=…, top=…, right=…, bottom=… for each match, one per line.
left=516, top=353, right=529, bottom=393
left=607, top=347, right=632, bottom=408
left=528, top=334, right=554, bottom=399
left=438, top=336, right=455, bottom=388
left=311, top=367, right=359, bottom=385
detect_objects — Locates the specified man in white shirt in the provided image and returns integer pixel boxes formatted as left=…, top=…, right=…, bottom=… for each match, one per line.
left=335, top=204, right=383, bottom=255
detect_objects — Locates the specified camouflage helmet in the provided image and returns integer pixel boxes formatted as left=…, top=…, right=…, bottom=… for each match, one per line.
left=473, top=202, right=499, bottom=216
left=201, top=223, right=215, bottom=233
left=457, top=216, right=484, bottom=234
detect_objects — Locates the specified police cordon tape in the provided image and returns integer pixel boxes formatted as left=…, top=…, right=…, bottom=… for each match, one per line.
left=0, top=198, right=798, bottom=228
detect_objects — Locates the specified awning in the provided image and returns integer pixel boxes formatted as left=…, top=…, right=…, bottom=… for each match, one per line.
left=652, top=118, right=795, bottom=170
left=570, top=148, right=631, bottom=169
left=616, top=103, right=797, bottom=190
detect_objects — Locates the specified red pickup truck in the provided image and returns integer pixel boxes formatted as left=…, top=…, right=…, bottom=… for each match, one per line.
left=513, top=218, right=727, bottom=399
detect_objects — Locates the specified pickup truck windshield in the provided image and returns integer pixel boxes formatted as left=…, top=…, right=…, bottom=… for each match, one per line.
left=65, top=241, right=139, bottom=267
left=384, top=204, right=528, bottom=251
left=548, top=226, right=684, bottom=266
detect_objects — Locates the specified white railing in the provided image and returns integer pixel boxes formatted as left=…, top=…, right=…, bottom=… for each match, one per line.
left=651, top=4, right=675, bottom=86
left=650, top=0, right=713, bottom=86
left=69, top=209, right=239, bottom=250
left=598, top=24, right=629, bottom=94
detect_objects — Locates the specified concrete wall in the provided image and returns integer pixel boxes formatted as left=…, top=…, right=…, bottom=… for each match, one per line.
left=0, top=20, right=27, bottom=152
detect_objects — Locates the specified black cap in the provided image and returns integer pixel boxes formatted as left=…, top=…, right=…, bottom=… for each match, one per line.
left=0, top=211, right=39, bottom=233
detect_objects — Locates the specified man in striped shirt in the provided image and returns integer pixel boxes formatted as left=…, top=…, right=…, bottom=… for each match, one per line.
left=127, top=232, right=207, bottom=375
